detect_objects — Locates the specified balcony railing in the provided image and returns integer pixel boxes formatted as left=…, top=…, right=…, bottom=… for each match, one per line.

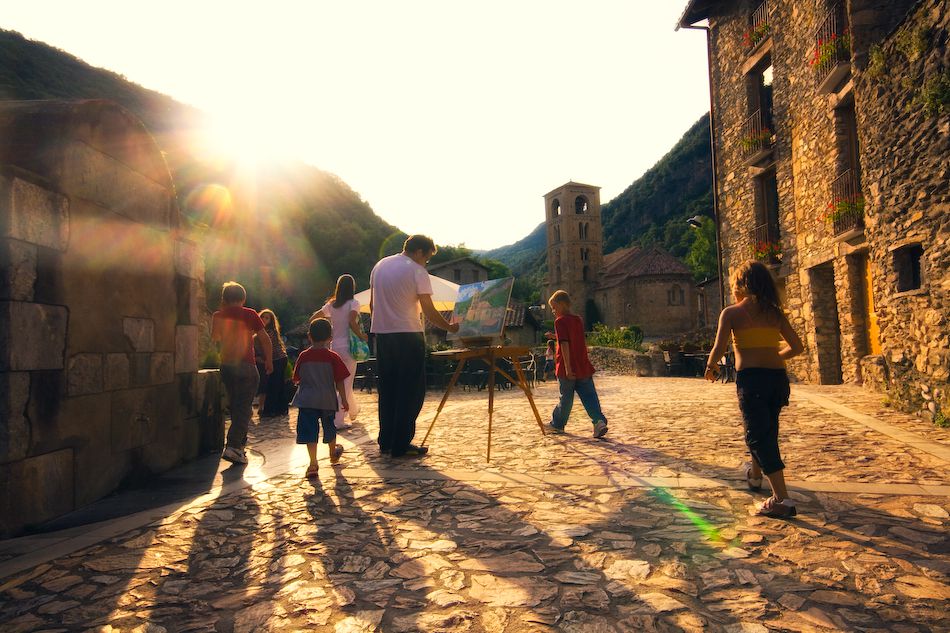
left=741, top=109, right=773, bottom=163
left=751, top=221, right=781, bottom=265
left=744, top=0, right=771, bottom=54
left=812, top=3, right=851, bottom=93
left=826, top=169, right=865, bottom=236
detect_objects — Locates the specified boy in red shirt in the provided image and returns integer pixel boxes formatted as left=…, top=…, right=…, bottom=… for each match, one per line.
left=546, top=290, right=608, bottom=438
left=291, top=318, right=349, bottom=478
left=212, top=281, right=272, bottom=464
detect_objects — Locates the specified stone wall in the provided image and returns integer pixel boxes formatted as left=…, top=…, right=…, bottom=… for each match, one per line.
left=0, top=101, right=223, bottom=536
left=703, top=0, right=948, bottom=416
left=852, top=0, right=950, bottom=420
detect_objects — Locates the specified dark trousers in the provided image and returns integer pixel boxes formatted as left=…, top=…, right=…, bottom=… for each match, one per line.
left=736, top=368, right=790, bottom=475
left=221, top=362, right=260, bottom=449
left=376, top=332, right=426, bottom=456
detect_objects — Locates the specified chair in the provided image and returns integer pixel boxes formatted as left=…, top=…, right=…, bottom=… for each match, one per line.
left=718, top=352, right=736, bottom=383
left=664, top=351, right=685, bottom=377
left=355, top=359, right=377, bottom=393
left=518, top=354, right=536, bottom=389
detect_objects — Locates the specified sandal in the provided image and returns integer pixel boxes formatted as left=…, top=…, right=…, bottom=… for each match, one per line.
left=305, top=465, right=319, bottom=479
left=746, top=466, right=763, bottom=492
left=330, top=445, right=344, bottom=465
left=756, top=497, right=797, bottom=518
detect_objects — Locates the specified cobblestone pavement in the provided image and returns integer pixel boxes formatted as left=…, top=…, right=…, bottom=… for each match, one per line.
left=1, top=376, right=948, bottom=632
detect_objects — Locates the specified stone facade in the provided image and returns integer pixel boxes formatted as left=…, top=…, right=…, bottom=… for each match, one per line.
left=428, top=256, right=490, bottom=285
left=543, top=182, right=700, bottom=337
left=0, top=100, right=223, bottom=536
left=680, top=0, right=949, bottom=418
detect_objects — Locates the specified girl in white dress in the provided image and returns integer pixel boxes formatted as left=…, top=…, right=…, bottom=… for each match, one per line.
left=312, top=274, right=367, bottom=430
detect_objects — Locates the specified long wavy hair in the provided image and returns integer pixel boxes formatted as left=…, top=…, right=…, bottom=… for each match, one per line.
left=331, top=274, right=356, bottom=309
left=732, top=261, right=783, bottom=321
left=257, top=308, right=286, bottom=353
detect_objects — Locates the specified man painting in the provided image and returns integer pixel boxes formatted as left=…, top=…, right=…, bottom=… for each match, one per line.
left=370, top=235, right=459, bottom=457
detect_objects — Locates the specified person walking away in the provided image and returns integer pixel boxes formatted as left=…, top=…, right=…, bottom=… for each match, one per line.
left=255, top=309, right=289, bottom=418
left=705, top=261, right=804, bottom=518
left=543, top=339, right=556, bottom=381
left=291, top=318, right=349, bottom=478
left=311, top=274, right=367, bottom=431
left=370, top=235, right=459, bottom=458
left=545, top=290, right=608, bottom=438
left=212, top=281, right=272, bottom=464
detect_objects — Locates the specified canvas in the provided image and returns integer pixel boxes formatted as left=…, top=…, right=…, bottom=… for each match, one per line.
left=448, top=277, right=515, bottom=342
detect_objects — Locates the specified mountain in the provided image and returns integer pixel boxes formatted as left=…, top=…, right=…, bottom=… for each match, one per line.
left=0, top=29, right=399, bottom=324
left=486, top=113, right=715, bottom=285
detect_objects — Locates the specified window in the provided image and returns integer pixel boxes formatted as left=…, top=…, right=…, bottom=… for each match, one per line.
left=453, top=269, right=461, bottom=282
left=552, top=199, right=561, bottom=217
left=667, top=285, right=685, bottom=306
left=580, top=247, right=589, bottom=262
left=894, top=244, right=923, bottom=292
left=574, top=196, right=588, bottom=214
left=553, top=225, right=561, bottom=243
left=752, top=170, right=780, bottom=251
left=555, top=265, right=561, bottom=282
left=582, top=265, right=589, bottom=281
left=578, top=222, right=589, bottom=239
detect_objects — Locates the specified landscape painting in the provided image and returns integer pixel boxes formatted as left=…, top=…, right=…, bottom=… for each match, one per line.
left=448, top=277, right=515, bottom=342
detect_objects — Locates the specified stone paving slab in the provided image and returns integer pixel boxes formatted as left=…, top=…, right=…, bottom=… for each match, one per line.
left=1, top=375, right=948, bottom=632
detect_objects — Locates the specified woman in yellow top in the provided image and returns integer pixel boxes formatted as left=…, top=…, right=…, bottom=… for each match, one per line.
left=705, top=261, right=805, bottom=518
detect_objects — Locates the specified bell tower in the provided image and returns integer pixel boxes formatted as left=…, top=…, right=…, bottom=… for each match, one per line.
left=543, top=181, right=603, bottom=312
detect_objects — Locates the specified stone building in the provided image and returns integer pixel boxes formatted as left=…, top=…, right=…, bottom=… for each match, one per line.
left=0, top=100, right=222, bottom=536
left=678, top=0, right=948, bottom=417
left=428, top=256, right=490, bottom=285
left=543, top=181, right=699, bottom=337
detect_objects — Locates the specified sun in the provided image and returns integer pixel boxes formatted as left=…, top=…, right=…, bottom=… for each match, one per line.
left=200, top=106, right=301, bottom=169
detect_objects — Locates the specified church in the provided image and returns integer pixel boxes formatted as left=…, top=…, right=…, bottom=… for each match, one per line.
left=543, top=181, right=701, bottom=337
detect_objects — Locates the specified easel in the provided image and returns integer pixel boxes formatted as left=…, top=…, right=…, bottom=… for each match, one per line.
left=420, top=343, right=546, bottom=461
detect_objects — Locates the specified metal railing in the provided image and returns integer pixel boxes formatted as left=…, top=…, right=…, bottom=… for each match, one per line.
left=827, top=169, right=864, bottom=235
left=746, top=0, right=771, bottom=53
left=812, top=3, right=850, bottom=86
left=741, top=109, right=773, bottom=160
left=750, top=221, right=781, bottom=265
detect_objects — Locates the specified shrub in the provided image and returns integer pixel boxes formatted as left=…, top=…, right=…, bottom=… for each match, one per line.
left=587, top=323, right=644, bottom=351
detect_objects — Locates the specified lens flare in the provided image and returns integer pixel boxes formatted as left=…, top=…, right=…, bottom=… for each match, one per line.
left=650, top=487, right=723, bottom=542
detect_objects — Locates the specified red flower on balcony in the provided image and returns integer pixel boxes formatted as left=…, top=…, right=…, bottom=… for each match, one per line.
left=743, top=23, right=771, bottom=50
left=824, top=195, right=865, bottom=223
left=741, top=127, right=773, bottom=152
left=753, top=240, right=781, bottom=261
left=810, top=31, right=851, bottom=68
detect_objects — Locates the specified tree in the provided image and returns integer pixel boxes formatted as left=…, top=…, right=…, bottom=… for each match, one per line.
left=685, top=216, right=719, bottom=281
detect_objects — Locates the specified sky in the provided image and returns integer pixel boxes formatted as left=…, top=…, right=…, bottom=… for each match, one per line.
left=4, top=1, right=711, bottom=250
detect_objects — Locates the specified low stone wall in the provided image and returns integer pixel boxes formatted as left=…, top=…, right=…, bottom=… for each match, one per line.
left=587, top=347, right=669, bottom=377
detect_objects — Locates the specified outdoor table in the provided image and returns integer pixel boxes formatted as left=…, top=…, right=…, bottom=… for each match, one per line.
left=421, top=345, right=546, bottom=461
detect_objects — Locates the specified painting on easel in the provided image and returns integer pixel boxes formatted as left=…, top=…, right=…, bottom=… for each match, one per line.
left=448, top=277, right=514, bottom=343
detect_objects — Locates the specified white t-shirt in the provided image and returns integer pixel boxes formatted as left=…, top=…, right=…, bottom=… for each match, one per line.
left=321, top=298, right=360, bottom=354
left=370, top=253, right=432, bottom=333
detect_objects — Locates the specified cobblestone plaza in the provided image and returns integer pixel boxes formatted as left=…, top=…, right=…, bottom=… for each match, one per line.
left=1, top=376, right=947, bottom=632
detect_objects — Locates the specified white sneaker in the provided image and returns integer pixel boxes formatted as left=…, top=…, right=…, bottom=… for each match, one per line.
left=335, top=421, right=352, bottom=431
left=222, top=446, right=248, bottom=464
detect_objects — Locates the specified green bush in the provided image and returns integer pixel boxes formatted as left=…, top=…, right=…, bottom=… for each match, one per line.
left=586, top=323, right=644, bottom=351
left=935, top=410, right=949, bottom=429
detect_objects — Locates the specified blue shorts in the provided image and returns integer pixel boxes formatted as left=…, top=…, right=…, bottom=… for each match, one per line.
left=296, top=408, right=336, bottom=444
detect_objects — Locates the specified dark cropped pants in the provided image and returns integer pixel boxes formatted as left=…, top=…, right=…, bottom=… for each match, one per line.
left=736, top=368, right=790, bottom=475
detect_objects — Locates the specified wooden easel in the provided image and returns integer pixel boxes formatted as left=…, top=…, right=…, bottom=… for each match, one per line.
left=421, top=344, right=546, bottom=461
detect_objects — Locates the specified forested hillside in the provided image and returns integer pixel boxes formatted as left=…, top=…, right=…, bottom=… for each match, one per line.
left=0, top=29, right=399, bottom=324
left=487, top=113, right=716, bottom=285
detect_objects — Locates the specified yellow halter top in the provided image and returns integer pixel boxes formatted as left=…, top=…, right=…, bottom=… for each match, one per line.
left=733, top=304, right=781, bottom=350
